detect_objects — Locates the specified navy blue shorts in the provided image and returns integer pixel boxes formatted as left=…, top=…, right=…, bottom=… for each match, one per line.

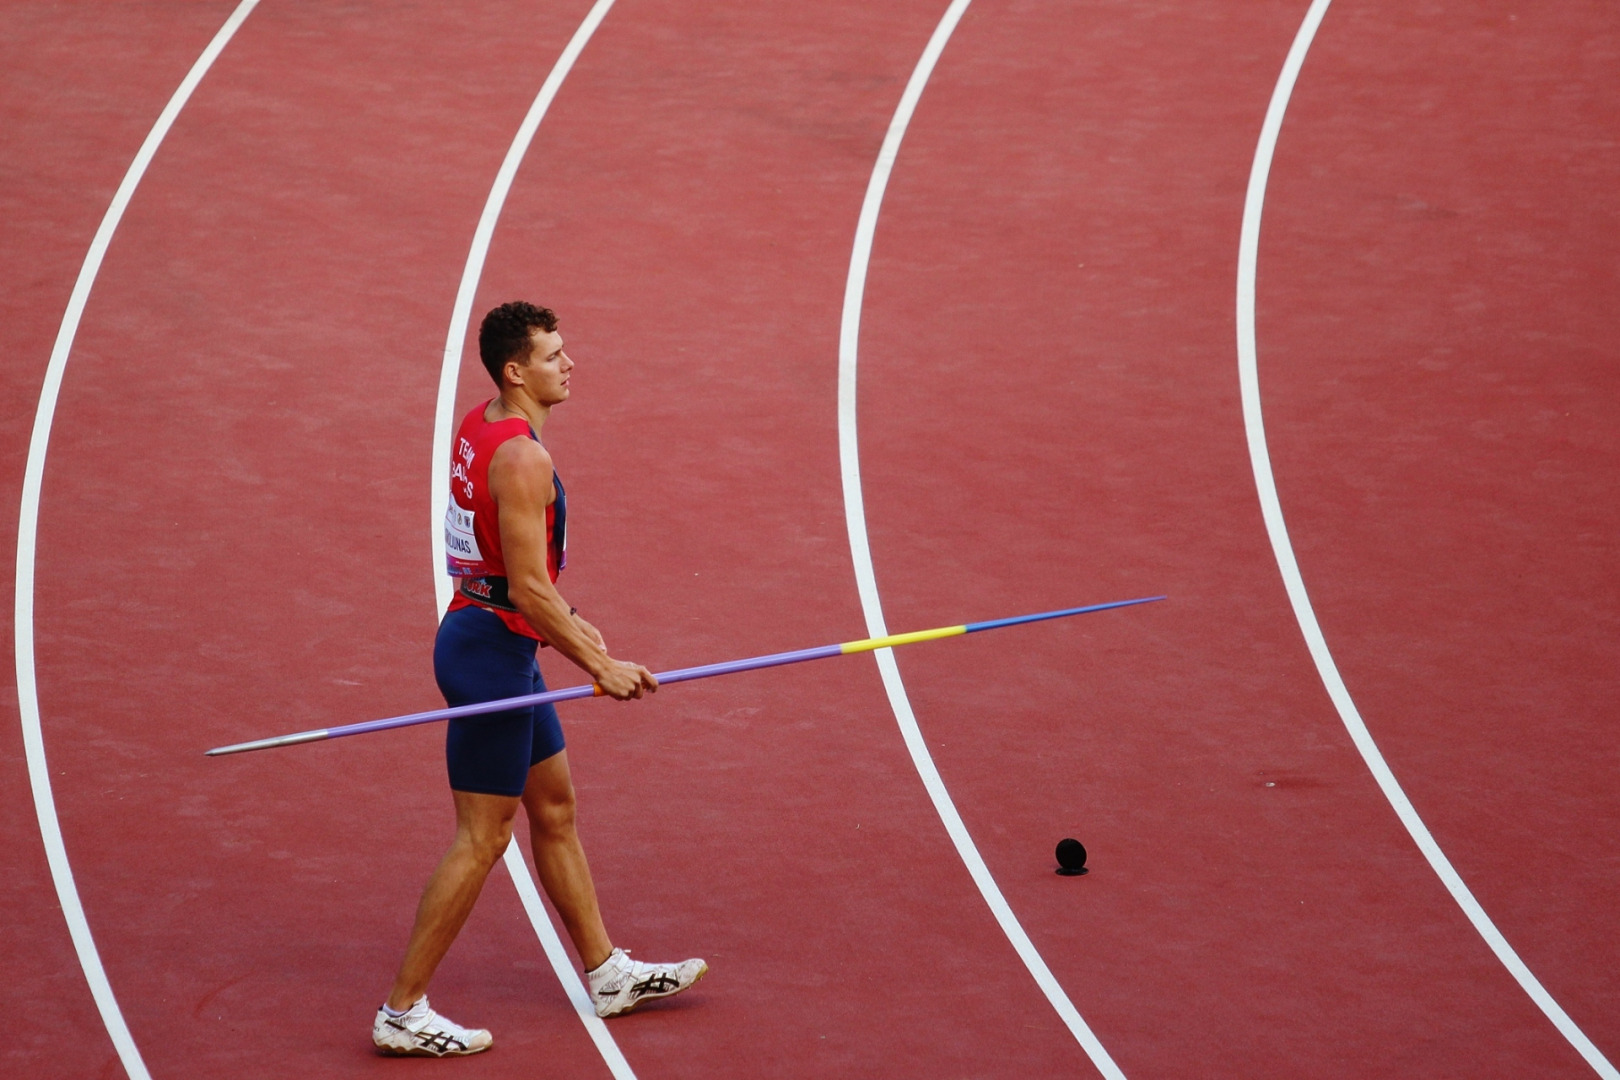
left=435, top=605, right=566, bottom=797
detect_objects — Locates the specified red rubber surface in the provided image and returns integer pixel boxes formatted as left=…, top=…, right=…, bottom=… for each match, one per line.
left=1258, top=0, right=1620, bottom=1057
left=853, top=0, right=1616, bottom=1074
left=1, top=4, right=249, bottom=1075
left=5, top=1, right=1615, bottom=1077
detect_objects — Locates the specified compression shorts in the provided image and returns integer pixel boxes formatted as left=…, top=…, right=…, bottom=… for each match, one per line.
left=434, top=605, right=565, bottom=797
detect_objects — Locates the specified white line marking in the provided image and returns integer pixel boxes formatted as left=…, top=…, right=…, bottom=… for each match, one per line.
left=502, top=841, right=637, bottom=1079
left=12, top=4, right=260, bottom=1078
left=1236, top=3, right=1617, bottom=1076
left=432, top=0, right=617, bottom=615
left=427, top=3, right=635, bottom=1077
left=836, top=3, right=1126, bottom=1076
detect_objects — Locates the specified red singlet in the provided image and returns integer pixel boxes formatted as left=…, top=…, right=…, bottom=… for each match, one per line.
left=444, top=401, right=565, bottom=640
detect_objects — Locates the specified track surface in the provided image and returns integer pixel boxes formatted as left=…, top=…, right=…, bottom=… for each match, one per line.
left=5, top=1, right=1615, bottom=1077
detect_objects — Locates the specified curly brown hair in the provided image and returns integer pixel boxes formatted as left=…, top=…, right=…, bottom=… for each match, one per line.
left=478, top=301, right=558, bottom=385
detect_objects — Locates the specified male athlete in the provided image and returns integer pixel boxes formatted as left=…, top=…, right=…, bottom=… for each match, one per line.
left=373, top=302, right=706, bottom=1057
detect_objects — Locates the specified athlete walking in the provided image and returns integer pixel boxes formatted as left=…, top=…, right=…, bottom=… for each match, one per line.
left=374, top=302, right=706, bottom=1057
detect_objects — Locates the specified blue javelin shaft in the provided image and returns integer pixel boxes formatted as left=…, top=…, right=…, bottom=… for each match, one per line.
left=205, top=595, right=1164, bottom=756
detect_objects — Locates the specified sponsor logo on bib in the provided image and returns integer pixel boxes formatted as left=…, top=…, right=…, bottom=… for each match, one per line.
left=445, top=503, right=484, bottom=575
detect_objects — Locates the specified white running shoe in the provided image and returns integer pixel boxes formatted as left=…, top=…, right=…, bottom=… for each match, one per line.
left=372, top=997, right=492, bottom=1057
left=587, top=948, right=708, bottom=1018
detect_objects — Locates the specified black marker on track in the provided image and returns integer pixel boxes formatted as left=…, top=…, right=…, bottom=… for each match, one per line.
left=1055, top=838, right=1088, bottom=876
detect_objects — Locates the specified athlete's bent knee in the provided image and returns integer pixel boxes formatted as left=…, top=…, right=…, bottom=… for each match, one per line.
left=457, top=818, right=516, bottom=865
left=526, top=790, right=577, bottom=840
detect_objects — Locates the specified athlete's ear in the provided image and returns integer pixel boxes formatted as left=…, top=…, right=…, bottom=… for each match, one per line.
left=503, top=357, right=526, bottom=388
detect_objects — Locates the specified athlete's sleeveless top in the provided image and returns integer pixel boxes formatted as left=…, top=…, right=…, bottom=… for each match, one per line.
left=444, top=401, right=567, bottom=641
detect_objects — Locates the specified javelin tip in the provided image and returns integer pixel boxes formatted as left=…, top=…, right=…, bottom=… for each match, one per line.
left=206, top=728, right=329, bottom=756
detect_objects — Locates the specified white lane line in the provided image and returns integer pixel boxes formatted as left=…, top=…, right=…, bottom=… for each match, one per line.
left=427, top=3, right=635, bottom=1077
left=836, top=3, right=1126, bottom=1077
left=12, top=4, right=260, bottom=1079
left=1236, top=3, right=1617, bottom=1076
left=432, top=0, right=616, bottom=613
left=502, top=841, right=637, bottom=1079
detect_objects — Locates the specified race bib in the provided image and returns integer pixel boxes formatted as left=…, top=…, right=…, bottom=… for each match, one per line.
left=444, top=503, right=484, bottom=575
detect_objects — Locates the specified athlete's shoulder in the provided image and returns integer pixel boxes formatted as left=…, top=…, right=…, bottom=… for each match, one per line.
left=488, top=430, right=553, bottom=487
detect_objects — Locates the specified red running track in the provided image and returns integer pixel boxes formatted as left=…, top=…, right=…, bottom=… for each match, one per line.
left=1258, top=0, right=1619, bottom=1057
left=856, top=1, right=1611, bottom=1074
left=1, top=4, right=259, bottom=1075
left=5, top=1, right=1615, bottom=1078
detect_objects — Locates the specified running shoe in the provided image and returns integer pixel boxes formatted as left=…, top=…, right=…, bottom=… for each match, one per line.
left=587, top=948, right=708, bottom=1018
left=372, top=997, right=492, bottom=1057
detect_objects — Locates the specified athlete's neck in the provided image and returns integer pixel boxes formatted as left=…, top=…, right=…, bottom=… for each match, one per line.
left=488, top=392, right=548, bottom=435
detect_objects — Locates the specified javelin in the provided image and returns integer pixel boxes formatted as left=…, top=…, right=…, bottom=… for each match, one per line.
left=206, top=596, right=1164, bottom=756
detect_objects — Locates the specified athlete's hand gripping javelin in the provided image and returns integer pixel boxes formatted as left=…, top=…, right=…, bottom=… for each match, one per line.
left=486, top=432, right=658, bottom=700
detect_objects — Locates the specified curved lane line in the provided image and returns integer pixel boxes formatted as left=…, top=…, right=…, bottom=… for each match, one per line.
left=1236, top=2, right=1617, bottom=1075
left=426, top=3, right=636, bottom=1077
left=836, top=2, right=1126, bottom=1076
left=12, top=4, right=261, bottom=1078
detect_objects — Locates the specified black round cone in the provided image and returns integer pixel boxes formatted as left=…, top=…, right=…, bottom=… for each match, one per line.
left=1055, top=837, right=1088, bottom=875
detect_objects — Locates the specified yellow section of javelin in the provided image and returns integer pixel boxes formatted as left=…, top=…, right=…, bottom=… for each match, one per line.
left=840, top=624, right=968, bottom=654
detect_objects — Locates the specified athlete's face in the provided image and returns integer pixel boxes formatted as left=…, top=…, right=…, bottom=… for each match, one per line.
left=513, top=328, right=572, bottom=405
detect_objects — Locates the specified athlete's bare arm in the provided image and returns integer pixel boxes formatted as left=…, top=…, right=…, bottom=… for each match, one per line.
left=487, top=435, right=657, bottom=700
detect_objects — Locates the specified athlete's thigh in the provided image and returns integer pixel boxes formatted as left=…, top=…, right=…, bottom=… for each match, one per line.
left=521, top=750, right=576, bottom=820
left=452, top=787, right=523, bottom=850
